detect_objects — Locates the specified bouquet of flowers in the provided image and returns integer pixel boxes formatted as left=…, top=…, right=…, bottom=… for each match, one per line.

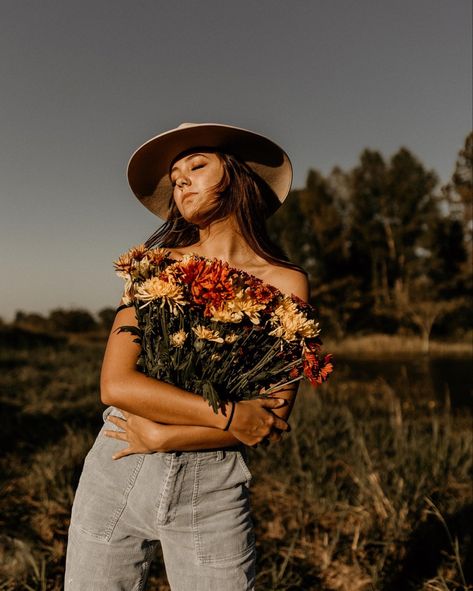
left=114, top=244, right=333, bottom=412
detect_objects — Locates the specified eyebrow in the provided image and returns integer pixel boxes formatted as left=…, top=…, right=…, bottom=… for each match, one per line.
left=170, top=153, right=209, bottom=175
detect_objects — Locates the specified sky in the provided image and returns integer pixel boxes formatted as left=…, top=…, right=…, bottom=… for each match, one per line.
left=0, top=0, right=471, bottom=321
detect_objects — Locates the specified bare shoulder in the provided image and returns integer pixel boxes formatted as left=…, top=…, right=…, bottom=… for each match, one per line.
left=266, top=265, right=310, bottom=302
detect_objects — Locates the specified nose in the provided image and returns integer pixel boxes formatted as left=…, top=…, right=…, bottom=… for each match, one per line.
left=175, top=174, right=190, bottom=189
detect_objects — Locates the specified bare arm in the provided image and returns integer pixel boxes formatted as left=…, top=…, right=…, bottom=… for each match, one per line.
left=100, top=302, right=289, bottom=447
left=102, top=268, right=309, bottom=454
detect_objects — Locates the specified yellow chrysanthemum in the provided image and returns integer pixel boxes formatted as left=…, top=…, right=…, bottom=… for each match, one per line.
left=225, top=333, right=239, bottom=344
left=209, top=289, right=265, bottom=324
left=169, top=329, right=187, bottom=348
left=147, top=247, right=170, bottom=266
left=192, top=325, right=224, bottom=343
left=233, top=289, right=266, bottom=324
left=114, top=245, right=168, bottom=281
left=135, top=276, right=187, bottom=313
left=269, top=297, right=320, bottom=341
left=209, top=301, right=244, bottom=323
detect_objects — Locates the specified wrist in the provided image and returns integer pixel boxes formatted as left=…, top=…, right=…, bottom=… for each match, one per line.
left=147, top=422, right=167, bottom=452
left=215, top=400, right=236, bottom=430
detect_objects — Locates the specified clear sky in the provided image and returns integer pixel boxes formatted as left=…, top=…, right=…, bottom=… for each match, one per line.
left=1, top=0, right=471, bottom=321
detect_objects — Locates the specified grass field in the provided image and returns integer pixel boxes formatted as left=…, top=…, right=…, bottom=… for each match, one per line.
left=0, top=334, right=471, bottom=590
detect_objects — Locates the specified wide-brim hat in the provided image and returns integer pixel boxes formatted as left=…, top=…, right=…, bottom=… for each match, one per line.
left=127, top=122, right=293, bottom=220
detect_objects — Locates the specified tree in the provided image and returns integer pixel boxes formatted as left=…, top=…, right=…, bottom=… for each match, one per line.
left=49, top=308, right=98, bottom=333
left=98, top=307, right=116, bottom=332
left=348, top=149, right=391, bottom=311
left=268, top=167, right=353, bottom=337
left=451, top=131, right=473, bottom=247
left=14, top=311, right=51, bottom=332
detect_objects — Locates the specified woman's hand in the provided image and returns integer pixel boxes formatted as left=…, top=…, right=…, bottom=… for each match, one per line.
left=104, top=410, right=166, bottom=459
left=227, top=398, right=290, bottom=446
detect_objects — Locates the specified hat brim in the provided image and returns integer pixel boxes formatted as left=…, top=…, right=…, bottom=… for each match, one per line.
left=127, top=123, right=293, bottom=220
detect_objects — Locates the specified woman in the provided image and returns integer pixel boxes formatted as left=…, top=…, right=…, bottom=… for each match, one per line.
left=65, top=122, right=310, bottom=590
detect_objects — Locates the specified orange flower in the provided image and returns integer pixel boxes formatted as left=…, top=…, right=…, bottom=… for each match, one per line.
left=289, top=367, right=300, bottom=379
left=303, top=344, right=334, bottom=386
left=113, top=244, right=147, bottom=276
left=244, top=278, right=278, bottom=305
left=128, top=244, right=149, bottom=262
left=175, top=258, right=236, bottom=311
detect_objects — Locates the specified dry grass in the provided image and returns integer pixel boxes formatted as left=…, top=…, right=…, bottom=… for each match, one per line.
left=325, top=333, right=473, bottom=358
left=0, top=338, right=471, bottom=590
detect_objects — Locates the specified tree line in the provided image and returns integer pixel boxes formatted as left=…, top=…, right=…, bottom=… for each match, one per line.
left=268, top=132, right=472, bottom=343
left=4, top=132, right=472, bottom=343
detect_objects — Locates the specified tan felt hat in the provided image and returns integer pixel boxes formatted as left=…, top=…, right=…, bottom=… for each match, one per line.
left=127, top=122, right=293, bottom=220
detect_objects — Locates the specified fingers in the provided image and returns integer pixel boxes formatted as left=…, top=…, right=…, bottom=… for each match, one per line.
left=104, top=429, right=127, bottom=442
left=112, top=448, right=132, bottom=460
left=259, top=397, right=287, bottom=409
left=272, top=415, right=290, bottom=432
left=106, top=415, right=126, bottom=431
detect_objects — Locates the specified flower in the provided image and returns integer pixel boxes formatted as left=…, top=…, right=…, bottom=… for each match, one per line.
left=209, top=289, right=266, bottom=324
left=244, top=277, right=278, bottom=305
left=170, top=330, right=187, bottom=348
left=113, top=246, right=146, bottom=277
left=113, top=245, right=169, bottom=288
left=147, top=247, right=169, bottom=266
left=209, top=301, right=244, bottom=323
left=303, top=344, right=334, bottom=385
left=172, top=257, right=236, bottom=310
left=192, top=325, right=224, bottom=343
left=269, top=296, right=320, bottom=341
left=268, top=296, right=321, bottom=341
left=114, top=248, right=333, bottom=412
left=135, top=276, right=188, bottom=313
left=289, top=367, right=300, bottom=379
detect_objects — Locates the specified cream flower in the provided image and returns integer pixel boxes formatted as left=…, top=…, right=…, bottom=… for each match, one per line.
left=192, top=325, right=224, bottom=343
left=209, top=301, right=244, bottom=323
left=233, top=289, right=266, bottom=324
left=135, top=276, right=187, bottom=313
left=224, top=333, right=239, bottom=344
left=169, top=329, right=188, bottom=348
left=269, top=297, right=320, bottom=341
left=209, top=289, right=265, bottom=324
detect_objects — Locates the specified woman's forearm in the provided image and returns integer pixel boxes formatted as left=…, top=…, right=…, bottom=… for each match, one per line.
left=154, top=424, right=241, bottom=452
left=101, top=369, right=230, bottom=429
left=101, top=311, right=291, bottom=447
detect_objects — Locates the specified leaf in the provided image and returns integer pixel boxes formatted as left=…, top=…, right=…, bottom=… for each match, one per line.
left=116, top=325, right=142, bottom=338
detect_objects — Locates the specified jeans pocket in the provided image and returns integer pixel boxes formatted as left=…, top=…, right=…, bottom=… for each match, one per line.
left=236, top=450, right=252, bottom=485
left=192, top=452, right=255, bottom=566
left=70, top=433, right=145, bottom=541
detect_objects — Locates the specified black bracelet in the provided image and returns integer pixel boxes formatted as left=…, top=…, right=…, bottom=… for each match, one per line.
left=223, top=401, right=236, bottom=431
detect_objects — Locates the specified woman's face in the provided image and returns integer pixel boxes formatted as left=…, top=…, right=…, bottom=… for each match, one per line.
left=170, top=151, right=225, bottom=224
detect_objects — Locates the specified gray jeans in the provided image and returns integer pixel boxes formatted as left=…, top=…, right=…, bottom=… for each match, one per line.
left=65, top=407, right=256, bottom=590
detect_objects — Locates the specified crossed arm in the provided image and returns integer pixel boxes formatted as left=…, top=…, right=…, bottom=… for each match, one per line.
left=101, top=304, right=298, bottom=458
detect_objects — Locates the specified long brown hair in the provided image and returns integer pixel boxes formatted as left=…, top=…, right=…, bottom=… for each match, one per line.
left=145, top=150, right=306, bottom=275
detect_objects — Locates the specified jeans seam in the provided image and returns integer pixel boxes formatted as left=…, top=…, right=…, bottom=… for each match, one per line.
left=192, top=457, right=203, bottom=562
left=197, top=541, right=256, bottom=565
left=236, top=452, right=252, bottom=483
left=105, top=454, right=145, bottom=541
left=156, top=456, right=175, bottom=526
